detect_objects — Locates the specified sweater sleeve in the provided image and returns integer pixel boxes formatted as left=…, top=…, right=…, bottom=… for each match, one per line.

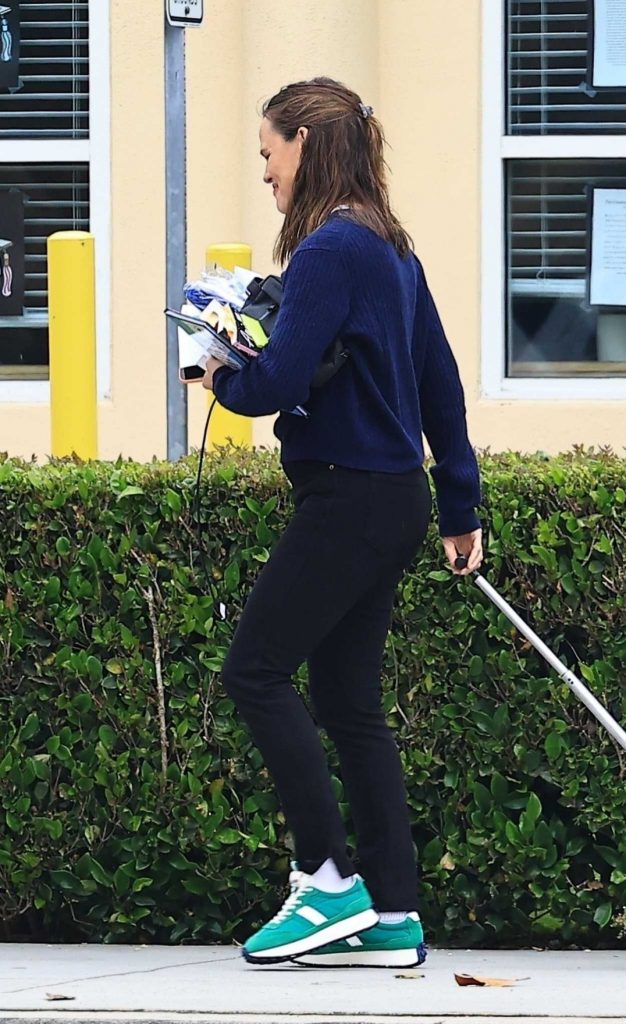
left=212, top=246, right=350, bottom=417
left=415, top=259, right=482, bottom=538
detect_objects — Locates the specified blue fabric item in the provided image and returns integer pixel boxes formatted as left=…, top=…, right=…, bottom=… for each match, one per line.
left=212, top=214, right=482, bottom=537
left=183, top=286, right=212, bottom=311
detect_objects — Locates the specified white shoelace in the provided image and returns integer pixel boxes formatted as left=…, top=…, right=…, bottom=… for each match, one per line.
left=268, top=869, right=314, bottom=925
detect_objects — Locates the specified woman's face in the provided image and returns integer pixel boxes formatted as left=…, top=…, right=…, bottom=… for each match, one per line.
left=259, top=116, right=307, bottom=215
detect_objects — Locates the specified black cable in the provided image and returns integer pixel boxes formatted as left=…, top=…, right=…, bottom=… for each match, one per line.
left=195, top=395, right=218, bottom=552
left=193, top=396, right=226, bottom=618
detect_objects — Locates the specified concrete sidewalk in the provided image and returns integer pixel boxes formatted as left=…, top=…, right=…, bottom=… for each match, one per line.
left=1, top=944, right=625, bottom=1023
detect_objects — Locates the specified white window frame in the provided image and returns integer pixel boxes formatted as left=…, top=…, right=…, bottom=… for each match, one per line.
left=481, top=0, right=626, bottom=401
left=0, top=0, right=111, bottom=404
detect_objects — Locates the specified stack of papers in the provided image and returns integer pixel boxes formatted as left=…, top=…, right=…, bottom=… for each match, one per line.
left=166, top=262, right=310, bottom=417
left=165, top=299, right=265, bottom=372
left=184, top=265, right=259, bottom=312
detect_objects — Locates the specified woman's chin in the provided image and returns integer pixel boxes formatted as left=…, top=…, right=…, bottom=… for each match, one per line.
left=273, top=191, right=290, bottom=215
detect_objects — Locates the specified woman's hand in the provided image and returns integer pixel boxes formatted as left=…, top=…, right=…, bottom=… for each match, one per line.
left=202, top=356, right=227, bottom=391
left=441, top=528, right=483, bottom=576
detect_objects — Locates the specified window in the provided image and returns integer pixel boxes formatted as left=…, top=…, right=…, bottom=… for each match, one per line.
left=507, top=0, right=626, bottom=134
left=0, top=164, right=89, bottom=380
left=508, top=158, right=626, bottom=376
left=482, top=0, right=626, bottom=397
left=0, top=1, right=89, bottom=139
left=0, top=0, right=109, bottom=398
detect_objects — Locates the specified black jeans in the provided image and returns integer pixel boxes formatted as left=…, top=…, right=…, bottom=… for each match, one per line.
left=221, top=460, right=432, bottom=910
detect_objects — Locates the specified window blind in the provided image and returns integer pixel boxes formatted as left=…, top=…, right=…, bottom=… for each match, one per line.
left=507, top=0, right=626, bottom=134
left=508, top=158, right=626, bottom=296
left=0, top=164, right=89, bottom=317
left=0, top=0, right=89, bottom=139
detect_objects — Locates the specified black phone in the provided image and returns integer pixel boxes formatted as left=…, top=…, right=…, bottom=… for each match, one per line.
left=179, top=365, right=205, bottom=384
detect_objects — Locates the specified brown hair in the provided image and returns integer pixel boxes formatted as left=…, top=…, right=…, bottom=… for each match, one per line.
left=262, top=77, right=413, bottom=265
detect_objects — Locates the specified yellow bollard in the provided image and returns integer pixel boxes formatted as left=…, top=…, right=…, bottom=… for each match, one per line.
left=206, top=243, right=252, bottom=274
left=48, top=231, right=97, bottom=459
left=205, top=243, right=253, bottom=450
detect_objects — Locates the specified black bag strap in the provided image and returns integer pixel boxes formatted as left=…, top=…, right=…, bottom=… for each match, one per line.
left=311, top=336, right=350, bottom=388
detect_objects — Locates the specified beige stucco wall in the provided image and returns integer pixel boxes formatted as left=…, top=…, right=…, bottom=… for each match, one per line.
left=0, top=0, right=623, bottom=460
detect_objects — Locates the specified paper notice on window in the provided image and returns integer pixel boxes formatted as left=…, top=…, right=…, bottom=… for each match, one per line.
left=589, top=189, right=626, bottom=307
left=593, top=0, right=626, bottom=88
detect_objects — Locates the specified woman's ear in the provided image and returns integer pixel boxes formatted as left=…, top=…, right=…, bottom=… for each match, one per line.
left=297, top=126, right=309, bottom=147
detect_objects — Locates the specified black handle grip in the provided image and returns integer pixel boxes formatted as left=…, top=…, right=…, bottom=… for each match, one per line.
left=454, top=554, right=469, bottom=570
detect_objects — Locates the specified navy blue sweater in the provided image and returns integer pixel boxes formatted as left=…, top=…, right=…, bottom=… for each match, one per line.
left=213, top=215, right=481, bottom=537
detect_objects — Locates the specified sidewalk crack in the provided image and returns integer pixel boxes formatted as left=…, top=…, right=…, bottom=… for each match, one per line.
left=3, top=953, right=240, bottom=995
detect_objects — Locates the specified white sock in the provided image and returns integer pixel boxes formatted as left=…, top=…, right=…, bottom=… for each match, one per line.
left=309, top=858, right=356, bottom=893
left=379, top=911, right=410, bottom=923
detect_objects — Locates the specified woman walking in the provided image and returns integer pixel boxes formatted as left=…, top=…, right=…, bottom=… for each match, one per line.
left=203, top=77, right=483, bottom=967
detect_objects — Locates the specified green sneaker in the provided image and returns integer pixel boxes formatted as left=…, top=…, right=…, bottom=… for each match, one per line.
left=291, top=912, right=427, bottom=968
left=242, top=869, right=379, bottom=964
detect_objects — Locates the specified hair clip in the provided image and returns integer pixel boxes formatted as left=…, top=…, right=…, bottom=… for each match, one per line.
left=358, top=102, right=374, bottom=120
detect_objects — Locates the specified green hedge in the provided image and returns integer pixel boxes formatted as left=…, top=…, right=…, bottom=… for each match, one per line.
left=0, top=447, right=625, bottom=947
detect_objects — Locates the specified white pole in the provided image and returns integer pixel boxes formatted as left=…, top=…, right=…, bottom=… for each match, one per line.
left=473, top=572, right=626, bottom=751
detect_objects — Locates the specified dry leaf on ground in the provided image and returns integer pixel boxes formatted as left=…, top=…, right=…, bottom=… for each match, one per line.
left=454, top=973, right=528, bottom=987
left=395, top=971, right=426, bottom=979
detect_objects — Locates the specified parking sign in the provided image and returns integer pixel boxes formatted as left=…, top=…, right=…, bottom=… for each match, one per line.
left=166, top=0, right=203, bottom=28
